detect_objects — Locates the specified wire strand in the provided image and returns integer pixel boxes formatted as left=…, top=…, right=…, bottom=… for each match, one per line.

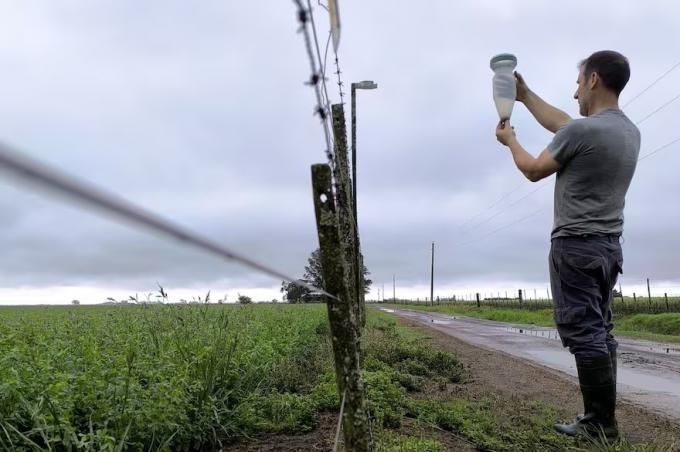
left=623, top=60, right=680, bottom=109
left=292, top=0, right=335, bottom=166
left=0, top=141, right=338, bottom=301
left=461, top=180, right=551, bottom=234
left=634, top=92, right=680, bottom=126
left=457, top=180, right=525, bottom=230
left=306, top=0, right=334, bottom=136
left=638, top=136, right=680, bottom=161
left=454, top=207, right=547, bottom=248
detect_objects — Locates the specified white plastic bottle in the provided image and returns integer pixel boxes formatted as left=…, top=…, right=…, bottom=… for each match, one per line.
left=490, top=53, right=518, bottom=121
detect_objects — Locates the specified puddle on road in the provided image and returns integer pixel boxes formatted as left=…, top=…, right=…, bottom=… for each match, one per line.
left=639, top=346, right=680, bottom=356
left=525, top=349, right=575, bottom=370
left=507, top=326, right=560, bottom=340
left=619, top=368, right=680, bottom=394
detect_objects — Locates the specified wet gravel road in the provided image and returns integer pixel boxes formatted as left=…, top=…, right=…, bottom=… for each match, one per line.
left=380, top=307, right=680, bottom=420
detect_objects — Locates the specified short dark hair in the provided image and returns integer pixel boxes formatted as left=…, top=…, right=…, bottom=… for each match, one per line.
left=580, top=50, right=630, bottom=96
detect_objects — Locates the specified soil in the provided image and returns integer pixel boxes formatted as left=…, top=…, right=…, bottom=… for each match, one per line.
left=222, top=318, right=680, bottom=451
left=402, top=317, right=680, bottom=450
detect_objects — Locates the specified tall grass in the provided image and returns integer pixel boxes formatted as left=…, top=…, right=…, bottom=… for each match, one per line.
left=0, top=304, right=332, bottom=450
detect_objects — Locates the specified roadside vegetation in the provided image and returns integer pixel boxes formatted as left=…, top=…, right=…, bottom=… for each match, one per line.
left=382, top=303, right=680, bottom=343
left=0, top=303, right=671, bottom=451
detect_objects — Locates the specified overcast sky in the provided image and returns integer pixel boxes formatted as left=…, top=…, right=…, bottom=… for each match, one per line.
left=1, top=1, right=679, bottom=304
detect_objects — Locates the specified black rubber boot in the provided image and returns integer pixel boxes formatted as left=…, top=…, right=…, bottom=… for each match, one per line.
left=575, top=349, right=617, bottom=421
left=554, top=354, right=619, bottom=442
left=610, top=349, right=617, bottom=390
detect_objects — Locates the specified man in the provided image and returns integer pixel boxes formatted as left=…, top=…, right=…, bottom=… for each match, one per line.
left=495, top=50, right=640, bottom=441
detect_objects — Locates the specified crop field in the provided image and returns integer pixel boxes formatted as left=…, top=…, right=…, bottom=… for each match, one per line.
left=0, top=304, right=670, bottom=451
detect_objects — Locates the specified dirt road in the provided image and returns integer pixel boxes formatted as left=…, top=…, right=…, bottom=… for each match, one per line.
left=380, top=307, right=680, bottom=422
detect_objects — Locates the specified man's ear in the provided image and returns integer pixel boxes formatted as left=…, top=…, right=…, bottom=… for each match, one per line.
left=588, top=71, right=599, bottom=90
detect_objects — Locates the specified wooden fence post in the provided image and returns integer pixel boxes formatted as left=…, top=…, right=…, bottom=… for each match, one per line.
left=665, top=293, right=670, bottom=311
left=476, top=293, right=481, bottom=308
left=311, top=164, right=373, bottom=451
left=331, top=103, right=364, bottom=331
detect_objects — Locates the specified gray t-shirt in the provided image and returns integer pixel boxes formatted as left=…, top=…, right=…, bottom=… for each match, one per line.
left=547, top=109, right=640, bottom=239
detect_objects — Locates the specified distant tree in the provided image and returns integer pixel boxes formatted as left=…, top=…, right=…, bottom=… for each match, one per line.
left=281, top=249, right=373, bottom=302
left=280, top=280, right=312, bottom=303
left=304, top=248, right=372, bottom=295
left=71, top=300, right=80, bottom=306
left=238, top=294, right=252, bottom=304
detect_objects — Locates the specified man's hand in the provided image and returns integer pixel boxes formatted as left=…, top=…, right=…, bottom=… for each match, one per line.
left=495, top=120, right=517, bottom=146
left=515, top=71, right=530, bottom=103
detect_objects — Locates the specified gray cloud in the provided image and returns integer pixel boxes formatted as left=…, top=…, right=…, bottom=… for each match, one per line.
left=0, top=1, right=679, bottom=301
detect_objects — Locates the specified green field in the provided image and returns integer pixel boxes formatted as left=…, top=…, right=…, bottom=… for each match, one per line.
left=381, top=303, right=680, bottom=343
left=0, top=304, right=669, bottom=451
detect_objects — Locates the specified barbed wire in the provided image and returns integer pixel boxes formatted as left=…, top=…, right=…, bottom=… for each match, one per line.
left=0, top=141, right=338, bottom=301
left=292, top=0, right=335, bottom=166
left=333, top=54, right=346, bottom=104
left=305, top=0, right=334, bottom=138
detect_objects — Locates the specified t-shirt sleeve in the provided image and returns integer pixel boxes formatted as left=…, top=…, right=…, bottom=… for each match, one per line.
left=547, top=121, right=586, bottom=165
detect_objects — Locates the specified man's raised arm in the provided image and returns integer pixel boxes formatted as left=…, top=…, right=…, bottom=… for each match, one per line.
left=516, top=72, right=572, bottom=133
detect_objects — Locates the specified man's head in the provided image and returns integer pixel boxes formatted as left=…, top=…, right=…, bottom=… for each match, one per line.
left=574, top=50, right=630, bottom=116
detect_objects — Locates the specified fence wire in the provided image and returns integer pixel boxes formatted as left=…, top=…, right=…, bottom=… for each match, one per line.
left=0, top=141, right=336, bottom=300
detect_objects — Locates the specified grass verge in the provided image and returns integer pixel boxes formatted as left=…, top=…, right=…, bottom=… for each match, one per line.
left=382, top=304, right=680, bottom=343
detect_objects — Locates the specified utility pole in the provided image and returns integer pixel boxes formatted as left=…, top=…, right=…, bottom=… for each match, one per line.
left=430, top=241, right=435, bottom=306
left=393, top=274, right=396, bottom=302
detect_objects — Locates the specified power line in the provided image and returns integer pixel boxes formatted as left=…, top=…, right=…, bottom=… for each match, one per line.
left=454, top=136, right=680, bottom=248
left=457, top=180, right=525, bottom=229
left=638, top=136, right=680, bottom=161
left=462, top=180, right=551, bottom=233
left=635, top=92, right=680, bottom=125
left=454, top=207, right=547, bottom=248
left=0, top=141, right=337, bottom=300
left=623, top=60, right=680, bottom=109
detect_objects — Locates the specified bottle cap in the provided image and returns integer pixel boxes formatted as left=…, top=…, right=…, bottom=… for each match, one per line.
left=490, top=53, right=517, bottom=70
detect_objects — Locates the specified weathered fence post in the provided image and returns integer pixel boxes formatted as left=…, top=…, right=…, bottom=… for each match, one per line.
left=331, top=103, right=364, bottom=331
left=476, top=293, right=481, bottom=308
left=518, top=289, right=523, bottom=306
left=311, top=164, right=373, bottom=451
left=665, top=293, right=669, bottom=311
left=647, top=278, right=652, bottom=306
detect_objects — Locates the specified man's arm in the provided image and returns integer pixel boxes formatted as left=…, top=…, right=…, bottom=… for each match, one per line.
left=496, top=121, right=561, bottom=182
left=516, top=72, right=572, bottom=133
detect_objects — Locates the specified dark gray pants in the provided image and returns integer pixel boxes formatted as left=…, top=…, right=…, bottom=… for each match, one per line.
left=549, top=235, right=623, bottom=358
